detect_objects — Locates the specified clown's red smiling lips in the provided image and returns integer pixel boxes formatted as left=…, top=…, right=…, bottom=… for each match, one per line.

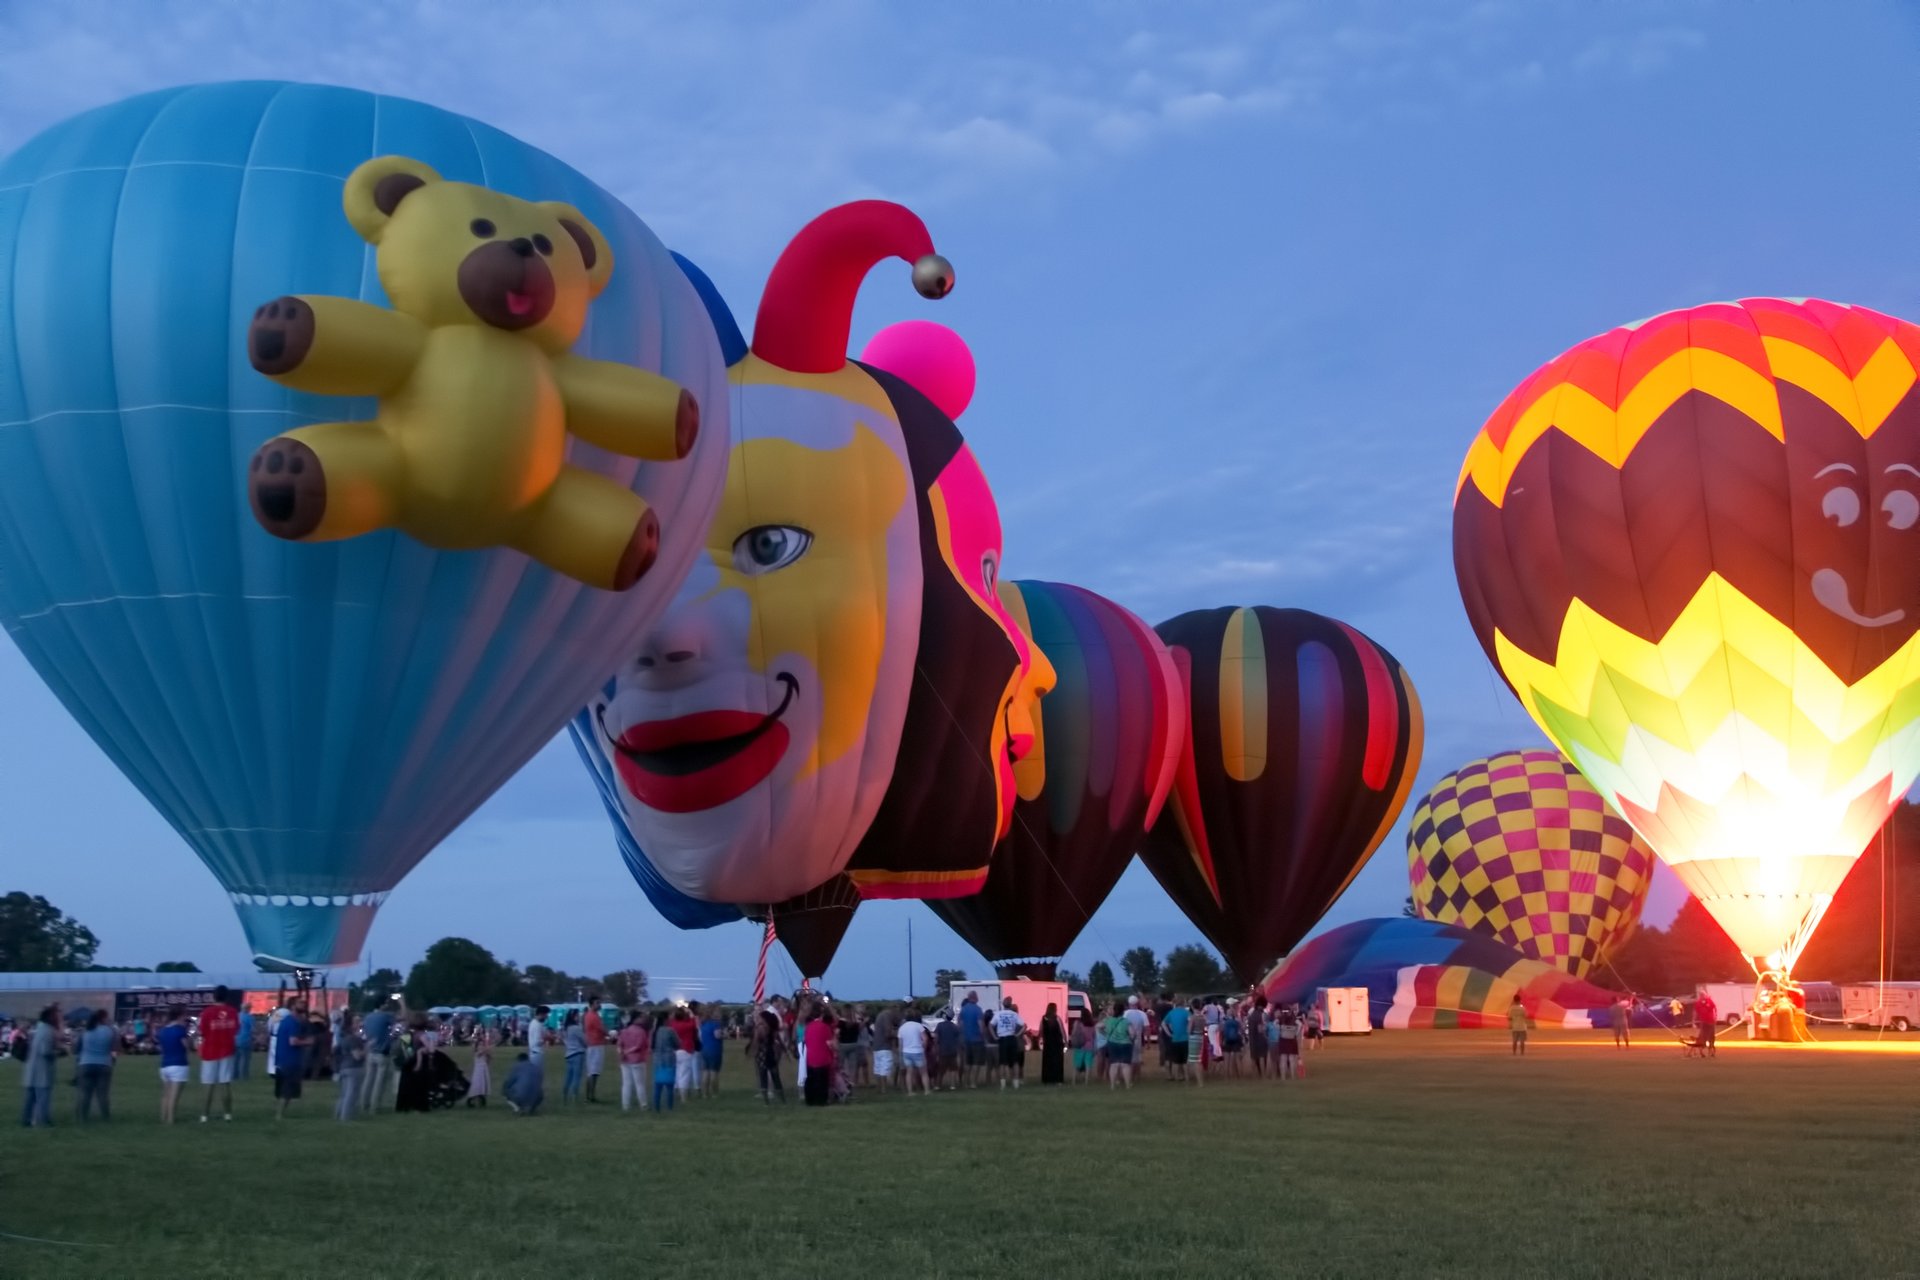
left=602, top=674, right=797, bottom=813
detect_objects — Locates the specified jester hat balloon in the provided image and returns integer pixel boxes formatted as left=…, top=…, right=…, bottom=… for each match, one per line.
left=1407, top=749, right=1652, bottom=979
left=1453, top=298, right=1920, bottom=972
left=0, top=84, right=728, bottom=967
left=930, top=581, right=1182, bottom=978
left=1141, top=606, right=1424, bottom=983
left=574, top=203, right=1036, bottom=916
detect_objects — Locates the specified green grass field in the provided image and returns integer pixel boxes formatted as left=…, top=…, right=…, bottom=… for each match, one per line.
left=3, top=1030, right=1916, bottom=1279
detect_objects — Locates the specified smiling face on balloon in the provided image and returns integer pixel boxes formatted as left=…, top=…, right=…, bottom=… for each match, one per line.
left=591, top=362, right=922, bottom=904
left=1785, top=393, right=1920, bottom=673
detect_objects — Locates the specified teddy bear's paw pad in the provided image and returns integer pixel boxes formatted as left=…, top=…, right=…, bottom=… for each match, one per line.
left=675, top=389, right=701, bottom=459
left=612, top=508, right=661, bottom=591
left=248, top=438, right=327, bottom=540
left=248, top=297, right=316, bottom=375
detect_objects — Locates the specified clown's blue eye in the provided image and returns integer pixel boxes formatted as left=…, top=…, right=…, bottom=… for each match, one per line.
left=732, top=525, right=812, bottom=574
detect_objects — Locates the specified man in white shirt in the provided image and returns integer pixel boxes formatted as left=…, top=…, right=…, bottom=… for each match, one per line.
left=896, top=1013, right=931, bottom=1097
left=1122, top=994, right=1149, bottom=1062
left=990, top=1000, right=1026, bottom=1090
left=528, top=1005, right=552, bottom=1065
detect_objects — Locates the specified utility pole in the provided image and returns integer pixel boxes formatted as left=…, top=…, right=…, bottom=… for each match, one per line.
left=907, top=917, right=915, bottom=1000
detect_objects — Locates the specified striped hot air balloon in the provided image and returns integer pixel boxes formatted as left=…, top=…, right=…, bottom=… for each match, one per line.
left=1453, top=299, right=1920, bottom=975
left=928, top=581, right=1184, bottom=979
left=1407, top=749, right=1653, bottom=979
left=1142, top=606, right=1424, bottom=984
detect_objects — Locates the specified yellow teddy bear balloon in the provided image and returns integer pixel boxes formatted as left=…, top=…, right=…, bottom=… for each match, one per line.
left=244, top=155, right=700, bottom=591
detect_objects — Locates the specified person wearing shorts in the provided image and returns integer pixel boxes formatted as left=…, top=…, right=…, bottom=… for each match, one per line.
left=896, top=1015, right=931, bottom=1096
left=272, top=999, right=313, bottom=1118
left=1070, top=1014, right=1096, bottom=1084
left=582, top=1003, right=609, bottom=1104
left=699, top=1007, right=724, bottom=1098
left=196, top=988, right=240, bottom=1123
left=958, top=994, right=987, bottom=1088
left=1102, top=1001, right=1135, bottom=1089
left=991, top=1000, right=1026, bottom=1090
left=155, top=1006, right=192, bottom=1124
left=1162, top=1000, right=1192, bottom=1081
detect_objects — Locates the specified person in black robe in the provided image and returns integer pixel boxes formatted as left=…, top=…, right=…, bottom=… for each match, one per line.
left=1039, top=1002, right=1065, bottom=1085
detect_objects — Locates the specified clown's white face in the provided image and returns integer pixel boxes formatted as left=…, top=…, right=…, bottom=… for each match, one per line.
left=590, top=366, right=922, bottom=905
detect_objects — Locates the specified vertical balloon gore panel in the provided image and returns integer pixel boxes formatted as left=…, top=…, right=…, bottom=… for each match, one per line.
left=1141, top=606, right=1424, bottom=985
left=0, top=83, right=729, bottom=968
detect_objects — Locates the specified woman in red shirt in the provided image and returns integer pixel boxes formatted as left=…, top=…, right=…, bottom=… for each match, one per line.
left=802, top=1008, right=835, bottom=1108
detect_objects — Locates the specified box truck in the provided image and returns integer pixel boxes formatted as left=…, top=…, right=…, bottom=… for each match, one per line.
left=1841, top=981, right=1920, bottom=1031
left=944, top=979, right=1087, bottom=1049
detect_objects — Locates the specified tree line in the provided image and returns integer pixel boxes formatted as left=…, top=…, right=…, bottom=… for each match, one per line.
left=354, top=936, right=650, bottom=1012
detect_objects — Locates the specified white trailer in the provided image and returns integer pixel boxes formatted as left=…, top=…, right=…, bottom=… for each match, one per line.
left=1695, top=982, right=1757, bottom=1028
left=945, top=979, right=1077, bottom=1048
left=1841, top=981, right=1920, bottom=1031
left=1315, top=986, right=1372, bottom=1035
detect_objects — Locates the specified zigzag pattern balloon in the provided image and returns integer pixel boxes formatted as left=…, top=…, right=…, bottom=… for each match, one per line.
left=1453, top=298, right=1920, bottom=967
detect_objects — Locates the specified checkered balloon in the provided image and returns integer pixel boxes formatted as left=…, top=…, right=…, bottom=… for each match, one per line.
left=1407, top=749, right=1652, bottom=979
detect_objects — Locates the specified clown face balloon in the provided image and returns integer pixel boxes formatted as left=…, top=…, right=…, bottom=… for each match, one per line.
left=573, top=204, right=1041, bottom=916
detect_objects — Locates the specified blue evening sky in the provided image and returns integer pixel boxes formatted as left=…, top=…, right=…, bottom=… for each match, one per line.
left=1, top=2, right=1915, bottom=998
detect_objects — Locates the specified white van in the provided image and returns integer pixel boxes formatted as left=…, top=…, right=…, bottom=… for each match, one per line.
left=1841, top=982, right=1920, bottom=1031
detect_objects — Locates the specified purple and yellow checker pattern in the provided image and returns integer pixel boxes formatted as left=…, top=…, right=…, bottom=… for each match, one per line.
left=1407, top=749, right=1651, bottom=980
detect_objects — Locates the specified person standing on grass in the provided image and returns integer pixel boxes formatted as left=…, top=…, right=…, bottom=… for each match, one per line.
left=897, top=1010, right=931, bottom=1096
left=753, top=1003, right=787, bottom=1103
left=19, top=1004, right=60, bottom=1128
left=1122, top=994, right=1149, bottom=1063
left=272, top=999, right=312, bottom=1119
left=617, top=1010, right=649, bottom=1112
left=1695, top=992, right=1718, bottom=1058
left=464, top=1026, right=493, bottom=1109
left=73, top=1009, right=116, bottom=1121
left=1038, top=1002, right=1066, bottom=1086
left=699, top=1005, right=724, bottom=1099
left=801, top=1006, right=836, bottom=1107
left=1186, top=998, right=1207, bottom=1087
left=1274, top=1006, right=1301, bottom=1080
left=991, top=998, right=1026, bottom=1090
left=958, top=992, right=987, bottom=1088
left=234, top=1002, right=254, bottom=1082
left=1161, top=997, right=1191, bottom=1083
left=836, top=1006, right=862, bottom=1087
left=1611, top=995, right=1632, bottom=1049
left=196, top=988, right=240, bottom=1123
left=526, top=1005, right=552, bottom=1083
left=1222, top=1004, right=1244, bottom=1078
left=1507, top=995, right=1529, bottom=1056
left=1246, top=996, right=1270, bottom=1079
left=334, top=1011, right=367, bottom=1120
left=1102, top=1001, right=1134, bottom=1089
left=560, top=1010, right=587, bottom=1105
left=669, top=1004, right=699, bottom=1102
left=582, top=1000, right=608, bottom=1104
left=1068, top=1010, right=1095, bottom=1084
left=154, top=1006, right=192, bottom=1125
left=1304, top=1001, right=1325, bottom=1051
left=935, top=1008, right=963, bottom=1091
left=359, top=1000, right=394, bottom=1113
left=645, top=1012, right=678, bottom=1113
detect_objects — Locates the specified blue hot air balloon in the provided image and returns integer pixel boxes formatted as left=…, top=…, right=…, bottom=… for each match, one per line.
left=0, top=83, right=729, bottom=968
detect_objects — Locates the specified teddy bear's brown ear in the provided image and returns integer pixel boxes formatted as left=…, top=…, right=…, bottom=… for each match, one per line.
left=541, top=202, right=614, bottom=298
left=342, top=156, right=442, bottom=245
